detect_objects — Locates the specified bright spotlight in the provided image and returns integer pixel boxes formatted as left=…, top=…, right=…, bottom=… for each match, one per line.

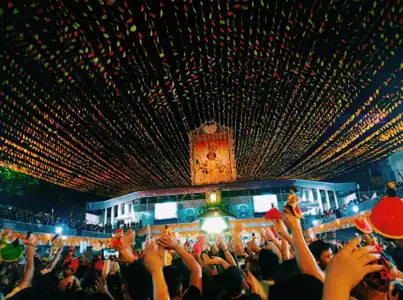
left=201, top=217, right=228, bottom=233
left=352, top=205, right=359, bottom=213
left=312, top=220, right=319, bottom=226
left=210, top=193, right=217, bottom=202
left=55, top=227, right=63, bottom=234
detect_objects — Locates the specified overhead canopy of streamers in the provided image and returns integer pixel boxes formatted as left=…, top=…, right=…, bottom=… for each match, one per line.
left=1, top=0, right=403, bottom=196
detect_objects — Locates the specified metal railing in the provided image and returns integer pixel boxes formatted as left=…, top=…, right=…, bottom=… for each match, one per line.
left=305, top=186, right=403, bottom=228
left=0, top=219, right=110, bottom=239
left=80, top=230, right=111, bottom=239
left=309, top=197, right=380, bottom=227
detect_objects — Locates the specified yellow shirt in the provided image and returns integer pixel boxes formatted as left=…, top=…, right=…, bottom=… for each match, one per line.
left=165, top=250, right=172, bottom=266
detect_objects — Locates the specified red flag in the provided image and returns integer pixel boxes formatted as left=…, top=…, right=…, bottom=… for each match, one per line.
left=264, top=208, right=282, bottom=220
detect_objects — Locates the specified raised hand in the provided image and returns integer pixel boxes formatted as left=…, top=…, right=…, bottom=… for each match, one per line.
left=243, top=269, right=254, bottom=290
left=216, top=233, right=227, bottom=250
left=261, top=226, right=276, bottom=241
left=59, top=276, right=75, bottom=291
left=110, top=229, right=135, bottom=250
left=274, top=220, right=288, bottom=237
left=323, top=237, right=383, bottom=300
left=95, top=278, right=110, bottom=296
left=143, top=239, right=164, bottom=274
left=158, top=234, right=178, bottom=250
left=281, top=212, right=301, bottom=232
left=204, top=256, right=226, bottom=266
left=198, top=233, right=208, bottom=252
left=110, top=229, right=136, bottom=263
left=247, top=236, right=260, bottom=254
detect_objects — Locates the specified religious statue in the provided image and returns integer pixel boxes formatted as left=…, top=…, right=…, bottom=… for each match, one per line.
left=161, top=225, right=174, bottom=266
left=196, top=143, right=229, bottom=184
left=0, top=229, right=25, bottom=263
left=50, top=234, right=63, bottom=256
left=161, top=225, right=173, bottom=238
left=284, top=188, right=302, bottom=219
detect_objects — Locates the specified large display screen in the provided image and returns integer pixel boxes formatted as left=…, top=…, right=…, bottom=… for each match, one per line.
left=155, top=202, right=178, bottom=220
left=253, top=195, right=278, bottom=213
left=85, top=213, right=100, bottom=225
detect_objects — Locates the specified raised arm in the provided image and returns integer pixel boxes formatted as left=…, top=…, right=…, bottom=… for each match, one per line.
left=102, top=259, right=111, bottom=279
left=194, top=253, right=205, bottom=268
left=143, top=240, right=170, bottom=300
left=274, top=221, right=292, bottom=261
left=49, top=248, right=63, bottom=270
left=112, top=229, right=137, bottom=264
left=260, top=227, right=282, bottom=262
left=3, top=242, right=37, bottom=300
left=19, top=244, right=35, bottom=289
left=391, top=267, right=403, bottom=281
left=233, top=225, right=244, bottom=257
left=323, top=237, right=383, bottom=300
left=159, top=235, right=202, bottom=292
left=244, top=269, right=267, bottom=300
left=282, top=213, right=325, bottom=282
left=216, top=234, right=236, bottom=267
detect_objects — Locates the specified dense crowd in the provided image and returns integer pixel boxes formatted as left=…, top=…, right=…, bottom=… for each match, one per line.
left=317, top=197, right=369, bottom=220
left=0, top=206, right=58, bottom=226
left=0, top=206, right=145, bottom=235
left=0, top=206, right=105, bottom=233
left=0, top=208, right=402, bottom=300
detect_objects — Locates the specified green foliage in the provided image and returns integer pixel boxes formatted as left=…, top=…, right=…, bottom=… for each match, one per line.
left=0, top=167, right=39, bottom=196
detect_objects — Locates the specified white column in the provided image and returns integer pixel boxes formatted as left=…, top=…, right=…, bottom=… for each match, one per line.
left=79, top=241, right=84, bottom=254
left=309, top=189, right=314, bottom=202
left=131, top=202, right=135, bottom=220
left=325, top=190, right=331, bottom=210
left=104, top=208, right=108, bottom=225
left=333, top=191, right=339, bottom=209
left=111, top=206, right=115, bottom=228
left=316, top=189, right=323, bottom=212
left=118, top=203, right=122, bottom=217
left=124, top=202, right=129, bottom=216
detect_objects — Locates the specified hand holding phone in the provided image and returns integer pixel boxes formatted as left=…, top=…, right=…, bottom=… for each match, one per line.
left=101, top=248, right=119, bottom=260
left=238, top=257, right=246, bottom=270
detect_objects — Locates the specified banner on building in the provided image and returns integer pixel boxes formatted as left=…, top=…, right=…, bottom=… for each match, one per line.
left=190, top=122, right=237, bottom=185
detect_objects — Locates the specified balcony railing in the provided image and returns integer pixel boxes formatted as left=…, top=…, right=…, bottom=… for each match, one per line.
left=0, top=219, right=110, bottom=239
left=304, top=187, right=403, bottom=228
left=306, top=197, right=380, bottom=227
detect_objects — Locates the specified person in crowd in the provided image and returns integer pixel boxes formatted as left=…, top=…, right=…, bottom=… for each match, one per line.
left=0, top=187, right=402, bottom=300
left=220, top=266, right=262, bottom=300
left=158, top=234, right=202, bottom=300
left=102, top=260, right=122, bottom=300
left=0, top=205, right=109, bottom=233
left=308, top=240, right=334, bottom=270
left=2, top=236, right=36, bottom=299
